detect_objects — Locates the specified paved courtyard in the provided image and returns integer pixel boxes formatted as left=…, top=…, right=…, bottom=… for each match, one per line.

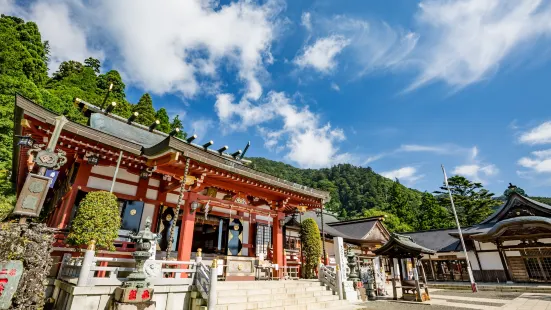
left=357, top=290, right=551, bottom=310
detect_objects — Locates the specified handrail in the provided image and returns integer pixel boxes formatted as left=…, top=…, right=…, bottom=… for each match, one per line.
left=193, top=255, right=218, bottom=310
left=318, top=263, right=343, bottom=300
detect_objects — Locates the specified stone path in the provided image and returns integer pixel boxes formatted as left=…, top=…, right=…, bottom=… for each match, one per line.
left=425, top=290, right=551, bottom=310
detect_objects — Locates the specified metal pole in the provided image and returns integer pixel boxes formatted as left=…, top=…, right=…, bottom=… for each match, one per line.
left=109, top=151, right=123, bottom=193
left=320, top=205, right=326, bottom=264
left=441, top=165, right=478, bottom=292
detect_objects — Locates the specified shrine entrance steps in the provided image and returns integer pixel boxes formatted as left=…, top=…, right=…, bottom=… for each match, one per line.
left=192, top=279, right=361, bottom=310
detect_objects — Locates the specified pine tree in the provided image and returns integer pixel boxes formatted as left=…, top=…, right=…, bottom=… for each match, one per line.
left=84, top=57, right=100, bottom=74
left=435, top=176, right=499, bottom=226
left=417, top=192, right=452, bottom=230
left=133, top=93, right=156, bottom=127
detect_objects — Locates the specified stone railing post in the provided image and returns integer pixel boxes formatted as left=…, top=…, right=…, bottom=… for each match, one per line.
left=77, top=240, right=96, bottom=287
left=336, top=265, right=343, bottom=300
left=207, top=258, right=218, bottom=310
left=318, top=257, right=323, bottom=282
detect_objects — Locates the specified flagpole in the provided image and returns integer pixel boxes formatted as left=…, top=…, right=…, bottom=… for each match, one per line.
left=441, top=165, right=478, bottom=292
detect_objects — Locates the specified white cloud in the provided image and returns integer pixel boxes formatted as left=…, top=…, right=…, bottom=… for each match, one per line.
left=519, top=121, right=551, bottom=145
left=408, top=0, right=551, bottom=90
left=452, top=146, right=498, bottom=182
left=453, top=164, right=498, bottom=181
left=0, top=0, right=103, bottom=74
left=3, top=0, right=282, bottom=99
left=294, top=35, right=350, bottom=73
left=301, top=12, right=312, bottom=32
left=518, top=148, right=551, bottom=174
left=330, top=82, right=340, bottom=91
left=215, top=91, right=348, bottom=168
left=381, top=166, right=424, bottom=184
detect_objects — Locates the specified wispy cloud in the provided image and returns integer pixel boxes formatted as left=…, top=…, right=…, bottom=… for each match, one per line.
left=519, top=121, right=551, bottom=145
left=452, top=146, right=498, bottom=183
left=380, top=166, right=424, bottom=185
left=294, top=35, right=350, bottom=73
left=408, top=0, right=551, bottom=91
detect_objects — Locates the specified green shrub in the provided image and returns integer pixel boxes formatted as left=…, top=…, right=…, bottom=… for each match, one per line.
left=67, top=191, right=121, bottom=250
left=300, top=218, right=322, bottom=279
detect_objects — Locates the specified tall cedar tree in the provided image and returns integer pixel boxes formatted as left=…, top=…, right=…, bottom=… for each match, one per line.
left=133, top=93, right=157, bottom=127
left=300, top=218, right=322, bottom=279
left=434, top=176, right=500, bottom=226
left=155, top=108, right=171, bottom=133
left=417, top=192, right=452, bottom=230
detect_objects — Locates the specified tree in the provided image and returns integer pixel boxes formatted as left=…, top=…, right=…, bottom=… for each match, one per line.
left=417, top=192, right=452, bottom=230
left=170, top=115, right=186, bottom=139
left=156, top=108, right=171, bottom=133
left=435, top=176, right=500, bottom=226
left=133, top=93, right=156, bottom=127
left=84, top=57, right=100, bottom=74
left=300, top=218, right=322, bottom=279
left=504, top=183, right=526, bottom=198
left=362, top=209, right=413, bottom=232
left=67, top=191, right=121, bottom=250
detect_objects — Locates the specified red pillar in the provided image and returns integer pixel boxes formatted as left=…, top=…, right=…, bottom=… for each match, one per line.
left=177, top=193, right=197, bottom=277
left=272, top=212, right=284, bottom=278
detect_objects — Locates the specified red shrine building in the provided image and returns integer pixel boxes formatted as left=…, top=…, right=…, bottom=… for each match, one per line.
left=12, top=94, right=330, bottom=277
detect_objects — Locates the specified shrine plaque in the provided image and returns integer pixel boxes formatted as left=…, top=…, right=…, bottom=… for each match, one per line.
left=12, top=174, right=51, bottom=217
left=0, top=260, right=24, bottom=309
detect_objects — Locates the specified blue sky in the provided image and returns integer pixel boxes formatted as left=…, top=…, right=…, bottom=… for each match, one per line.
left=4, top=0, right=551, bottom=196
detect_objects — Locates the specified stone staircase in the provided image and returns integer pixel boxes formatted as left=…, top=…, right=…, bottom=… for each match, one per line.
left=191, top=279, right=358, bottom=310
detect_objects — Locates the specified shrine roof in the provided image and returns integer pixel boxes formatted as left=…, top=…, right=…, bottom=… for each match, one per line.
left=373, top=233, right=436, bottom=257
left=481, top=192, right=551, bottom=224
left=327, top=217, right=385, bottom=240
left=402, top=228, right=465, bottom=252
left=469, top=216, right=551, bottom=241
left=12, top=94, right=330, bottom=202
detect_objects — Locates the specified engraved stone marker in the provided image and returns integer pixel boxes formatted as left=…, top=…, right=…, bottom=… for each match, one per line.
left=0, top=260, right=23, bottom=309
left=12, top=174, right=51, bottom=217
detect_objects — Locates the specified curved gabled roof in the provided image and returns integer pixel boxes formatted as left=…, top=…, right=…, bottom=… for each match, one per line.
left=481, top=192, right=551, bottom=224
left=373, top=233, right=435, bottom=258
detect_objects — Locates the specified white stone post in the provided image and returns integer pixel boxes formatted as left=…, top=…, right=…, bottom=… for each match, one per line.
left=333, top=237, right=347, bottom=283
left=208, top=260, right=218, bottom=310
left=77, top=242, right=96, bottom=286
left=336, top=265, right=343, bottom=300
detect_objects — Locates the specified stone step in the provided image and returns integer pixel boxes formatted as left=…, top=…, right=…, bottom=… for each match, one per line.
left=217, top=292, right=339, bottom=305
left=217, top=280, right=321, bottom=290
left=214, top=300, right=353, bottom=310
left=218, top=288, right=334, bottom=299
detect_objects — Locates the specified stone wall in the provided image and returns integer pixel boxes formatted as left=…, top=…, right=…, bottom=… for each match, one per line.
left=0, top=223, right=54, bottom=310
left=51, top=280, right=191, bottom=310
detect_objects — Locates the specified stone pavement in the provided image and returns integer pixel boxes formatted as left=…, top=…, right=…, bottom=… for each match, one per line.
left=427, top=290, right=551, bottom=310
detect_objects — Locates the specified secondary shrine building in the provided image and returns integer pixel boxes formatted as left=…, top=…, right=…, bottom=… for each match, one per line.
left=11, top=94, right=330, bottom=274
left=404, top=193, right=551, bottom=284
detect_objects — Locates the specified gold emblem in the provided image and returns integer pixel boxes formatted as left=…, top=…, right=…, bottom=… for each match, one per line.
left=130, top=209, right=137, bottom=216
left=166, top=214, right=173, bottom=221
left=234, top=225, right=239, bottom=231
left=238, top=264, right=243, bottom=271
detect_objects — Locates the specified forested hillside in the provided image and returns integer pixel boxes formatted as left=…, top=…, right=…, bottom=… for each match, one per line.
left=0, top=14, right=547, bottom=232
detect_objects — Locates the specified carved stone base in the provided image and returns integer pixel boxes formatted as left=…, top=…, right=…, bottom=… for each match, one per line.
left=110, top=301, right=156, bottom=310
left=114, top=287, right=154, bottom=303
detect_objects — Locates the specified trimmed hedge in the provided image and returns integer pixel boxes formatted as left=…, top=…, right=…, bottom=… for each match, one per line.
left=300, top=218, right=322, bottom=279
left=67, top=191, right=121, bottom=250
